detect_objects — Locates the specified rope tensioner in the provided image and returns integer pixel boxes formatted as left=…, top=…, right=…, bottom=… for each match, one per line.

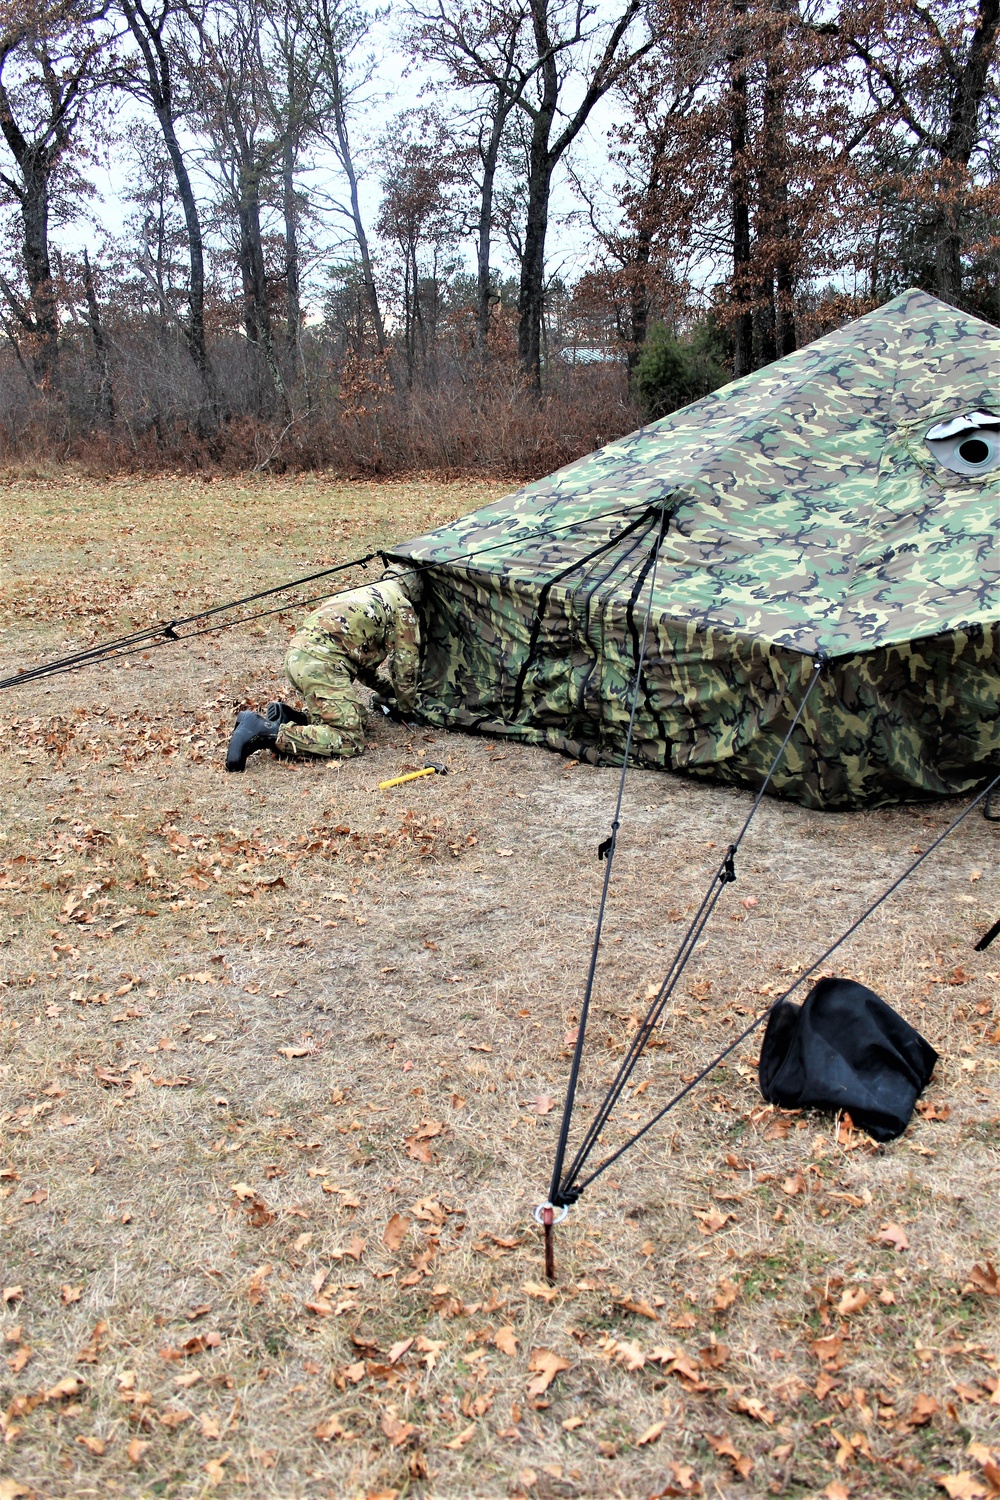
left=541, top=626, right=997, bottom=1263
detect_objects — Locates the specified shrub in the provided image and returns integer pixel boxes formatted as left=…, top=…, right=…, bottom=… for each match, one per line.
left=632, top=322, right=727, bottom=423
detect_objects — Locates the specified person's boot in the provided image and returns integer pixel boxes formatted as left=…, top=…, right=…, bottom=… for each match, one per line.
left=226, top=711, right=280, bottom=772
left=266, top=700, right=310, bottom=727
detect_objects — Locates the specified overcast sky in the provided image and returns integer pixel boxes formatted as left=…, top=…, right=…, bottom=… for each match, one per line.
left=73, top=9, right=626, bottom=314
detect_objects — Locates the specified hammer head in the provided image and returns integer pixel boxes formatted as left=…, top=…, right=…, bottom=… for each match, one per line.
left=425, top=760, right=448, bottom=775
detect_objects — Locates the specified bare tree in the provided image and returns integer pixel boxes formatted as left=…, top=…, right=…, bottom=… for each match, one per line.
left=179, top=0, right=291, bottom=413
left=834, top=0, right=1000, bottom=305
left=407, top=0, right=531, bottom=351
left=256, top=0, right=326, bottom=367
left=308, top=0, right=385, bottom=350
left=376, top=108, right=460, bottom=384
left=407, top=0, right=657, bottom=387
left=568, top=0, right=720, bottom=366
left=117, top=0, right=217, bottom=411
left=0, top=0, right=108, bottom=386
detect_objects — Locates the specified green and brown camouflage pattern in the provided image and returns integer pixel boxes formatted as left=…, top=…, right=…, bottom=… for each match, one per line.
left=275, top=578, right=420, bottom=759
left=388, top=291, right=1000, bottom=808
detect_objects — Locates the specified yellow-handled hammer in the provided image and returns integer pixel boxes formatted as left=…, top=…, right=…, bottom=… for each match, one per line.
left=378, top=760, right=449, bottom=791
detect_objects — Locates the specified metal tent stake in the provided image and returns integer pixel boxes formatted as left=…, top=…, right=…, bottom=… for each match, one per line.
left=542, top=1206, right=555, bottom=1284
left=535, top=1202, right=567, bottom=1286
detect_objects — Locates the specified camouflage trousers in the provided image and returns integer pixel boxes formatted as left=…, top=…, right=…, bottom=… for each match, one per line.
left=275, top=646, right=365, bottom=759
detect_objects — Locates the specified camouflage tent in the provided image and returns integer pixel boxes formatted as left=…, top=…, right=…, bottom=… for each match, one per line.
left=389, top=290, right=1000, bottom=809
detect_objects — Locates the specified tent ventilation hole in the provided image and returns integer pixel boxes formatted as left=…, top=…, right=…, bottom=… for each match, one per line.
left=926, top=409, right=1000, bottom=476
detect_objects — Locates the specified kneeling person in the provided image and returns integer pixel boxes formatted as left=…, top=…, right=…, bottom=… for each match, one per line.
left=226, top=573, right=420, bottom=771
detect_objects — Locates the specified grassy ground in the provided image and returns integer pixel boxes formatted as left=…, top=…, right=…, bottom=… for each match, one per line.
left=1, top=473, right=998, bottom=1500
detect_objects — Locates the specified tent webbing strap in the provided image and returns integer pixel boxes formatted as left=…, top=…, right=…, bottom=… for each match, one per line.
left=547, top=511, right=670, bottom=1208
left=572, top=766, right=1000, bottom=1198
left=1, top=504, right=642, bottom=693
left=551, top=656, right=824, bottom=1206
left=508, top=505, right=663, bottom=723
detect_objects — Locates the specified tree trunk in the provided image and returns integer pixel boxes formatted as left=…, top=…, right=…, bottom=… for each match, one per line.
left=327, top=53, right=385, bottom=352
left=517, top=2, right=558, bottom=391
left=119, top=0, right=217, bottom=419
left=158, top=110, right=213, bottom=398
left=20, top=158, right=59, bottom=386
left=282, top=134, right=301, bottom=363
left=517, top=150, right=552, bottom=387
left=238, top=179, right=290, bottom=417
left=627, top=221, right=653, bottom=371
left=935, top=0, right=999, bottom=303
left=728, top=0, right=752, bottom=377
left=82, top=248, right=114, bottom=423
left=476, top=97, right=512, bottom=352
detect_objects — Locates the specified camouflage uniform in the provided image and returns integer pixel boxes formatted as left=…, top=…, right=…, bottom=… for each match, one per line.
left=387, top=289, right=1000, bottom=809
left=276, top=576, right=420, bottom=759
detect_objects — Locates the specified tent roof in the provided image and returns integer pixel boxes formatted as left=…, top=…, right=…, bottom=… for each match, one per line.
left=395, top=290, right=1000, bottom=657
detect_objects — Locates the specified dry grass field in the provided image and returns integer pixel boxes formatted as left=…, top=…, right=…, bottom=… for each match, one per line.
left=1, top=473, right=998, bottom=1500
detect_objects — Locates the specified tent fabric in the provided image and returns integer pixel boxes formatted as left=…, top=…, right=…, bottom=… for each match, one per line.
left=389, top=290, right=1000, bottom=808
left=757, top=977, right=938, bottom=1141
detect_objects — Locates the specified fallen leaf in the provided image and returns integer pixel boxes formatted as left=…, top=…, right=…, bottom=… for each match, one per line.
left=277, top=1046, right=313, bottom=1059
left=964, top=1263, right=999, bottom=1296
left=526, top=1348, right=571, bottom=1396
left=22, top=1189, right=47, bottom=1206
left=667, top=1460, right=700, bottom=1493
left=127, top=1438, right=151, bottom=1464
left=443, top=1423, right=477, bottom=1450
left=811, top=1335, right=844, bottom=1365
left=916, top=1100, right=952, bottom=1121
left=204, top=1454, right=229, bottom=1485
left=907, top=1393, right=940, bottom=1426
left=0, top=1482, right=31, bottom=1500
left=836, top=1286, right=871, bottom=1317
left=7, top=1345, right=32, bottom=1373
left=875, top=1222, right=910, bottom=1251
left=693, top=1208, right=734, bottom=1235
left=638, top=1419, right=667, bottom=1445
left=387, top=1338, right=414, bottom=1365
left=781, top=1173, right=805, bottom=1196
left=494, top=1327, right=518, bottom=1356
left=531, top=1094, right=555, bottom=1114
left=522, top=1280, right=558, bottom=1304
left=383, top=1214, right=410, bottom=1252
left=314, top=1415, right=351, bottom=1441
left=46, top=1376, right=83, bottom=1400
left=713, top=1279, right=739, bottom=1311
left=381, top=1412, right=416, bottom=1447
left=2, top=1287, right=23, bottom=1303
left=617, top=1296, right=660, bottom=1321
left=76, top=1434, right=106, bottom=1455
left=935, top=1476, right=988, bottom=1499
left=732, top=1393, right=774, bottom=1424
left=825, top=1484, right=850, bottom=1500
left=614, top=1339, right=646, bottom=1372
left=61, top=1284, right=83, bottom=1304
left=159, top=1408, right=192, bottom=1429
left=705, top=1432, right=752, bottom=1478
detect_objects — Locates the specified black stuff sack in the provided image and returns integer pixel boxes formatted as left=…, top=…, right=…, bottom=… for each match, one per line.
left=758, top=977, right=937, bottom=1142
